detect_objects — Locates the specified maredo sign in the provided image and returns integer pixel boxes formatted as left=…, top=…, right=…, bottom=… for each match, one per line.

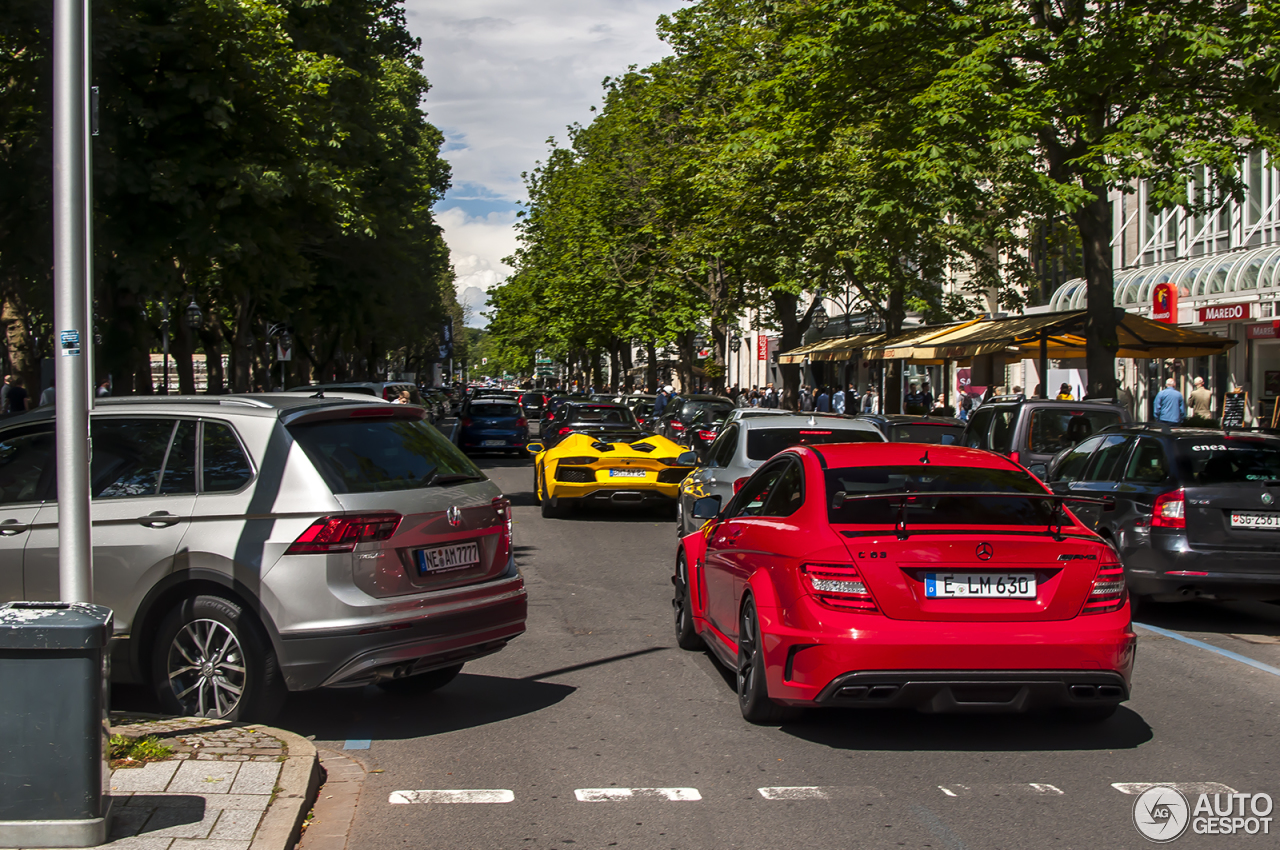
left=1197, top=302, right=1249, bottom=323
left=1151, top=282, right=1178, bottom=324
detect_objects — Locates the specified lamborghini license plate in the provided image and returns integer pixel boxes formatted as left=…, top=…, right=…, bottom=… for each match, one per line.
left=608, top=469, right=647, bottom=478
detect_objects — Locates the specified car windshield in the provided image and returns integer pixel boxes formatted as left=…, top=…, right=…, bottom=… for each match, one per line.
left=469, top=403, right=522, bottom=418
left=680, top=401, right=733, bottom=419
left=747, top=428, right=880, bottom=461
left=290, top=417, right=483, bottom=493
left=569, top=406, right=636, bottom=425
left=1177, top=438, right=1280, bottom=484
left=1028, top=409, right=1123, bottom=454
left=825, top=465, right=1056, bottom=526
left=889, top=423, right=963, bottom=444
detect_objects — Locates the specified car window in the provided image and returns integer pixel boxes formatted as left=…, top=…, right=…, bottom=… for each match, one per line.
left=92, top=419, right=176, bottom=498
left=1028, top=408, right=1123, bottom=454
left=0, top=428, right=55, bottom=505
left=888, top=423, right=963, bottom=444
left=1176, top=438, right=1280, bottom=484
left=746, top=427, right=879, bottom=461
left=709, top=426, right=737, bottom=467
left=158, top=420, right=197, bottom=495
left=963, top=407, right=995, bottom=450
left=289, top=417, right=482, bottom=494
left=1124, top=438, right=1170, bottom=484
left=1082, top=435, right=1133, bottom=482
left=469, top=403, right=522, bottom=418
left=990, top=408, right=1018, bottom=453
left=570, top=406, right=635, bottom=425
left=760, top=461, right=804, bottom=517
left=681, top=401, right=733, bottom=419
left=203, top=421, right=254, bottom=493
left=730, top=463, right=787, bottom=518
left=1051, top=436, right=1105, bottom=483
left=826, top=465, right=1056, bottom=526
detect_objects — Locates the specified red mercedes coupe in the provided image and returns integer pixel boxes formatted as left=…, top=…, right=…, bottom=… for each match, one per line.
left=673, top=443, right=1136, bottom=724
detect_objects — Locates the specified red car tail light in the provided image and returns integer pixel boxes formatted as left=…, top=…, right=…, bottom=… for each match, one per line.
left=516, top=417, right=528, bottom=428
left=1081, top=549, right=1127, bottom=615
left=697, top=430, right=717, bottom=441
left=286, top=514, right=402, bottom=555
left=733, top=476, right=750, bottom=494
left=670, top=420, right=686, bottom=431
left=1151, top=489, right=1186, bottom=529
left=1009, top=451, right=1020, bottom=465
left=558, top=426, right=574, bottom=436
left=460, top=417, right=473, bottom=427
left=802, top=563, right=878, bottom=613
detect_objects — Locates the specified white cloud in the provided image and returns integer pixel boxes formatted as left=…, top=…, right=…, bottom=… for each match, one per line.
left=405, top=1, right=683, bottom=325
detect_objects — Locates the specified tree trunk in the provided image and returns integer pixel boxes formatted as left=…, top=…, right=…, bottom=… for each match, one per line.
left=771, top=290, right=804, bottom=410
left=173, top=318, right=195, bottom=395
left=1074, top=182, right=1119, bottom=399
left=645, top=339, right=658, bottom=392
left=883, top=286, right=908, bottom=414
left=230, top=297, right=255, bottom=393
left=608, top=342, right=621, bottom=392
left=677, top=331, right=696, bottom=393
left=2, top=299, right=39, bottom=404
left=620, top=340, right=633, bottom=391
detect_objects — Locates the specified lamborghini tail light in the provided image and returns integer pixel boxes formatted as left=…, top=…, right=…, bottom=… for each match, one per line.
left=802, top=563, right=878, bottom=613
left=1082, top=549, right=1127, bottom=615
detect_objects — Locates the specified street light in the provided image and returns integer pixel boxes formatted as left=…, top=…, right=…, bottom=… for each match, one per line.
left=185, top=298, right=202, bottom=330
left=813, top=301, right=829, bottom=331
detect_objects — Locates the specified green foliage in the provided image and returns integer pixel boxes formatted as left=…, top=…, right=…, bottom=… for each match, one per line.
left=109, top=734, right=173, bottom=766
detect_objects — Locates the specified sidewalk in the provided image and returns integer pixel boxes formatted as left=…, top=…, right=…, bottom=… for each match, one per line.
left=96, top=714, right=319, bottom=850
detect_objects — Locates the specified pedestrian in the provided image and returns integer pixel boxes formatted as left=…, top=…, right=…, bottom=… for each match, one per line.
left=1056, top=382, right=1074, bottom=400
left=904, top=381, right=927, bottom=415
left=1188, top=377, right=1213, bottom=420
left=920, top=381, right=935, bottom=412
left=1012, top=385, right=1023, bottom=397
left=653, top=385, right=671, bottom=418
left=6, top=376, right=27, bottom=413
left=832, top=384, right=845, bottom=414
left=0, top=375, right=10, bottom=413
left=959, top=391, right=974, bottom=422
left=816, top=386, right=831, bottom=412
left=39, top=377, right=55, bottom=407
left=764, top=383, right=778, bottom=408
left=861, top=385, right=879, bottom=414
left=393, top=390, right=410, bottom=404
left=799, top=385, right=814, bottom=412
left=1153, top=377, right=1186, bottom=424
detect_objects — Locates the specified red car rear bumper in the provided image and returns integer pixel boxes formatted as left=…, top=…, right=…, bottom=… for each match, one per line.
left=746, top=600, right=1136, bottom=711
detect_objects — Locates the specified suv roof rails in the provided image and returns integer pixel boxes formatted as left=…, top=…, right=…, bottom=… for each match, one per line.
left=988, top=394, right=1026, bottom=403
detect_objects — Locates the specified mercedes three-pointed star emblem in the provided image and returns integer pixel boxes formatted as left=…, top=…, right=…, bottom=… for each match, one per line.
left=447, top=506, right=463, bottom=527
left=976, top=542, right=994, bottom=561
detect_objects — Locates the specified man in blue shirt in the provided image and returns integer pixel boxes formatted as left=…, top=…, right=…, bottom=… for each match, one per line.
left=1152, top=378, right=1186, bottom=423
left=816, top=387, right=831, bottom=412
left=832, top=385, right=845, bottom=414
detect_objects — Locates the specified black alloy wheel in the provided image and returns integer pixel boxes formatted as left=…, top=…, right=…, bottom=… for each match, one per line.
left=376, top=663, right=464, bottom=695
left=673, top=552, right=704, bottom=651
left=736, top=597, right=798, bottom=725
left=151, top=595, right=286, bottom=722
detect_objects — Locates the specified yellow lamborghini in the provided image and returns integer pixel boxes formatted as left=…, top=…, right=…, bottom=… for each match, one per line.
left=526, top=402, right=695, bottom=518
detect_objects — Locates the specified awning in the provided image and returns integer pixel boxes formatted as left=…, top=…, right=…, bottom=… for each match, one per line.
left=910, top=310, right=1237, bottom=360
left=809, top=332, right=889, bottom=362
left=863, top=320, right=984, bottom=362
left=777, top=340, right=828, bottom=365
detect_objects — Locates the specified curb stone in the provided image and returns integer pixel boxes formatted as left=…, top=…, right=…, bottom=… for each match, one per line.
left=248, top=728, right=320, bottom=850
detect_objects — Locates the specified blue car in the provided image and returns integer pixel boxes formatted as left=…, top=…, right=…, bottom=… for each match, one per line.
left=458, top=398, right=529, bottom=454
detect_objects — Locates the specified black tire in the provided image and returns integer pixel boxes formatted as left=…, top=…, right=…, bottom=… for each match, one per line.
left=151, top=594, right=286, bottom=722
left=737, top=597, right=799, bottom=725
left=540, top=467, right=572, bottom=518
left=673, top=552, right=704, bottom=651
left=376, top=663, right=464, bottom=695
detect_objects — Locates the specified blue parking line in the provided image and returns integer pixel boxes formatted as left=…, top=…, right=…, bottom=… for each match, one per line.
left=344, top=739, right=372, bottom=750
left=1135, top=622, right=1280, bottom=678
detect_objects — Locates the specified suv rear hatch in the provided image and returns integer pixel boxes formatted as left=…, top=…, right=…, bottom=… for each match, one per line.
left=287, top=406, right=511, bottom=598
left=825, top=463, right=1105, bottom=621
left=1177, top=436, right=1280, bottom=559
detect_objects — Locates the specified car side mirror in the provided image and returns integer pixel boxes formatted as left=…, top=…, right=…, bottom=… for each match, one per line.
left=692, top=496, right=722, bottom=520
left=677, top=450, right=699, bottom=466
left=1028, top=463, right=1048, bottom=479
left=939, top=434, right=956, bottom=445
left=525, top=442, right=545, bottom=455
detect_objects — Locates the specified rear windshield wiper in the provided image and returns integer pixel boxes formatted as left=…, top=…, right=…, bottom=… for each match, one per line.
left=426, top=471, right=485, bottom=487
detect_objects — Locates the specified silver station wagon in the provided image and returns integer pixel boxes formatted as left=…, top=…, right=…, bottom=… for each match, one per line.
left=0, top=395, right=527, bottom=720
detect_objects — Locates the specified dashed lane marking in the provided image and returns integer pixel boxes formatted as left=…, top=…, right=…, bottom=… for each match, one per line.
left=938, top=783, right=1064, bottom=797
left=389, top=790, right=515, bottom=804
left=758, top=786, right=884, bottom=801
left=574, top=788, right=702, bottom=802
left=1135, top=622, right=1280, bottom=678
left=1112, top=782, right=1236, bottom=796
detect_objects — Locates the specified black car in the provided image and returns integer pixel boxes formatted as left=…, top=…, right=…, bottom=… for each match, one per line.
left=855, top=413, right=964, bottom=444
left=1044, top=424, right=1280, bottom=607
left=541, top=402, right=644, bottom=449
left=658, top=395, right=735, bottom=445
left=961, top=395, right=1130, bottom=475
left=518, top=391, right=548, bottom=418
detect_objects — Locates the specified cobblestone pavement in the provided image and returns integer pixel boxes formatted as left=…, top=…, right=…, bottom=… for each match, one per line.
left=103, top=715, right=290, bottom=850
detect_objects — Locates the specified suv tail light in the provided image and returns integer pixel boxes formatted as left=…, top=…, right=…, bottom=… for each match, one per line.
left=287, top=514, right=402, bottom=554
left=558, top=426, right=574, bottom=436
left=697, top=429, right=717, bottom=441
left=801, top=563, right=878, bottom=613
left=516, top=417, right=528, bottom=428
left=1082, top=549, right=1127, bottom=615
left=670, top=420, right=685, bottom=431
left=1151, top=489, right=1186, bottom=529
left=733, top=476, right=750, bottom=494
left=460, top=417, right=473, bottom=428
left=1009, top=451, right=1020, bottom=465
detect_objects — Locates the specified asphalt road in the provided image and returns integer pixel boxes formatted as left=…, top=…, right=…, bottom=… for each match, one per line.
left=264, top=447, right=1280, bottom=850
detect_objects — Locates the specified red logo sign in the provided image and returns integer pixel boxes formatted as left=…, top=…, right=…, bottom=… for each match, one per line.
left=1198, top=303, right=1248, bottom=323
left=756, top=336, right=770, bottom=360
left=1152, top=282, right=1179, bottom=324
left=1247, top=321, right=1280, bottom=340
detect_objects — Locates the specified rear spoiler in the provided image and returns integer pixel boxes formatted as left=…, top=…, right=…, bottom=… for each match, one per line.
left=281, top=403, right=426, bottom=426
left=829, top=490, right=1113, bottom=542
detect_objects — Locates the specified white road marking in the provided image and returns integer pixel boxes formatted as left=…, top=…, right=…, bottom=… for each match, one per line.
left=758, top=786, right=883, bottom=800
left=389, top=789, right=514, bottom=804
left=939, top=783, right=1064, bottom=797
left=574, top=788, right=701, bottom=802
left=1112, top=782, right=1236, bottom=796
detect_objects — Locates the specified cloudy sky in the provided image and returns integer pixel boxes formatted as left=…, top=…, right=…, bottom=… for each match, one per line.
left=404, top=1, right=684, bottom=326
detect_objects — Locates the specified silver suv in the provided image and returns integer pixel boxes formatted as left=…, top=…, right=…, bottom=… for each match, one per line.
left=0, top=395, right=526, bottom=720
